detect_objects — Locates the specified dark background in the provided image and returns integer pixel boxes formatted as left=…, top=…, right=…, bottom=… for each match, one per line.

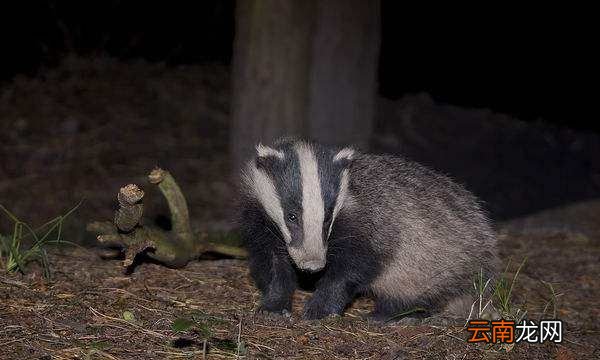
left=1, top=1, right=598, bottom=224
left=1, top=5, right=599, bottom=358
left=2, top=1, right=596, bottom=131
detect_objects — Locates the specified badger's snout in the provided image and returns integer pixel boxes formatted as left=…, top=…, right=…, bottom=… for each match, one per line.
left=288, top=244, right=327, bottom=272
left=297, top=259, right=326, bottom=272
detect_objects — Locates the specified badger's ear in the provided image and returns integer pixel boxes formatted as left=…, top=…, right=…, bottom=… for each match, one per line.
left=333, top=147, right=355, bottom=168
left=255, top=143, right=285, bottom=170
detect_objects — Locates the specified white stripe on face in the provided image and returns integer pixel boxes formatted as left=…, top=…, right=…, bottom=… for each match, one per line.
left=256, top=143, right=285, bottom=159
left=243, top=164, right=291, bottom=243
left=328, top=168, right=350, bottom=238
left=333, top=147, right=355, bottom=162
left=294, top=143, right=325, bottom=258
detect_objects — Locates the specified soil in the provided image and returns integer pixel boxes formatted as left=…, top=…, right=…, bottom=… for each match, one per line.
left=1, top=205, right=599, bottom=359
left=1, top=57, right=599, bottom=359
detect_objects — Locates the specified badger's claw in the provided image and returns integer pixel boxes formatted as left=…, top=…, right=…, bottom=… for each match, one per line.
left=303, top=306, right=330, bottom=320
left=256, top=305, right=291, bottom=320
left=302, top=298, right=342, bottom=320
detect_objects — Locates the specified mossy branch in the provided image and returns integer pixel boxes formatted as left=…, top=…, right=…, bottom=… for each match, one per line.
left=148, top=168, right=194, bottom=249
left=87, top=167, right=245, bottom=269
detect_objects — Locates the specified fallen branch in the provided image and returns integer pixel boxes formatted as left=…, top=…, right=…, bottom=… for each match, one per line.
left=86, top=168, right=245, bottom=269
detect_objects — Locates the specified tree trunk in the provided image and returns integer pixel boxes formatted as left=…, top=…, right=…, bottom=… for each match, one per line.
left=230, top=0, right=381, bottom=176
left=307, top=0, right=380, bottom=149
left=230, top=0, right=316, bottom=175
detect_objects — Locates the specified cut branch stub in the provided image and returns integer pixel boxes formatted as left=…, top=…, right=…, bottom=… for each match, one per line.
left=114, top=184, right=144, bottom=232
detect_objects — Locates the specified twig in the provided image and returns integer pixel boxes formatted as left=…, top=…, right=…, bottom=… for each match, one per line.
left=88, top=306, right=168, bottom=339
left=236, top=317, right=243, bottom=358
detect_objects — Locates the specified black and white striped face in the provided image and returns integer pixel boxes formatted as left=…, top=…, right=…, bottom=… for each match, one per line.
left=243, top=140, right=354, bottom=272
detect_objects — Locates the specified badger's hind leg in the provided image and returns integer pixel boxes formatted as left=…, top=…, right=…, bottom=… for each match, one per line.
left=369, top=297, right=433, bottom=324
left=371, top=294, right=491, bottom=326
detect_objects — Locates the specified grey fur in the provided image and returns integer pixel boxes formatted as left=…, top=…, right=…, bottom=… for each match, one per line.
left=346, top=152, right=499, bottom=315
left=240, top=139, right=499, bottom=320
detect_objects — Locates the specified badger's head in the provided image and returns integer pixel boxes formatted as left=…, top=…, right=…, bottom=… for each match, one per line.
left=242, top=140, right=354, bottom=272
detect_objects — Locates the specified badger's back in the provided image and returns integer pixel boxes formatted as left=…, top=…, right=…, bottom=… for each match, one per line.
left=338, top=153, right=498, bottom=309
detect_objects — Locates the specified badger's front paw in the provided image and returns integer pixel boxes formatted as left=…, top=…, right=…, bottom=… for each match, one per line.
left=256, top=298, right=292, bottom=317
left=302, top=297, right=342, bottom=320
left=256, top=306, right=291, bottom=320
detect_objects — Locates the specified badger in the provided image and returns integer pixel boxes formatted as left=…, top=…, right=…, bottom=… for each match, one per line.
left=239, top=138, right=498, bottom=320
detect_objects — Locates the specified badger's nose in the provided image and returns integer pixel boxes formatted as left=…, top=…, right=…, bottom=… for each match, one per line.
left=300, top=259, right=325, bottom=272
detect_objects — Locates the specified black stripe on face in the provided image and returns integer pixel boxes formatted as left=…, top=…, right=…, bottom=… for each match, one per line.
left=266, top=143, right=304, bottom=248
left=313, top=144, right=344, bottom=235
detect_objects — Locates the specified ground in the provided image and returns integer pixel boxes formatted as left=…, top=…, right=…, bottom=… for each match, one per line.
left=1, top=199, right=599, bottom=359
left=1, top=57, right=599, bottom=359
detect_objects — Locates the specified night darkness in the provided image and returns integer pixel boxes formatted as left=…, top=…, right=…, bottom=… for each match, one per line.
left=1, top=2, right=599, bottom=358
left=3, top=1, right=596, bottom=131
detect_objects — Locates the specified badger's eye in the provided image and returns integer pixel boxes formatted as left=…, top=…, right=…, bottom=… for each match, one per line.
left=287, top=213, right=297, bottom=222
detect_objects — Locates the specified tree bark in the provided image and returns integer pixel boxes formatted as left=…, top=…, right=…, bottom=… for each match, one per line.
left=230, top=0, right=381, bottom=176
left=307, top=0, right=380, bottom=149
left=230, top=0, right=316, bottom=175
